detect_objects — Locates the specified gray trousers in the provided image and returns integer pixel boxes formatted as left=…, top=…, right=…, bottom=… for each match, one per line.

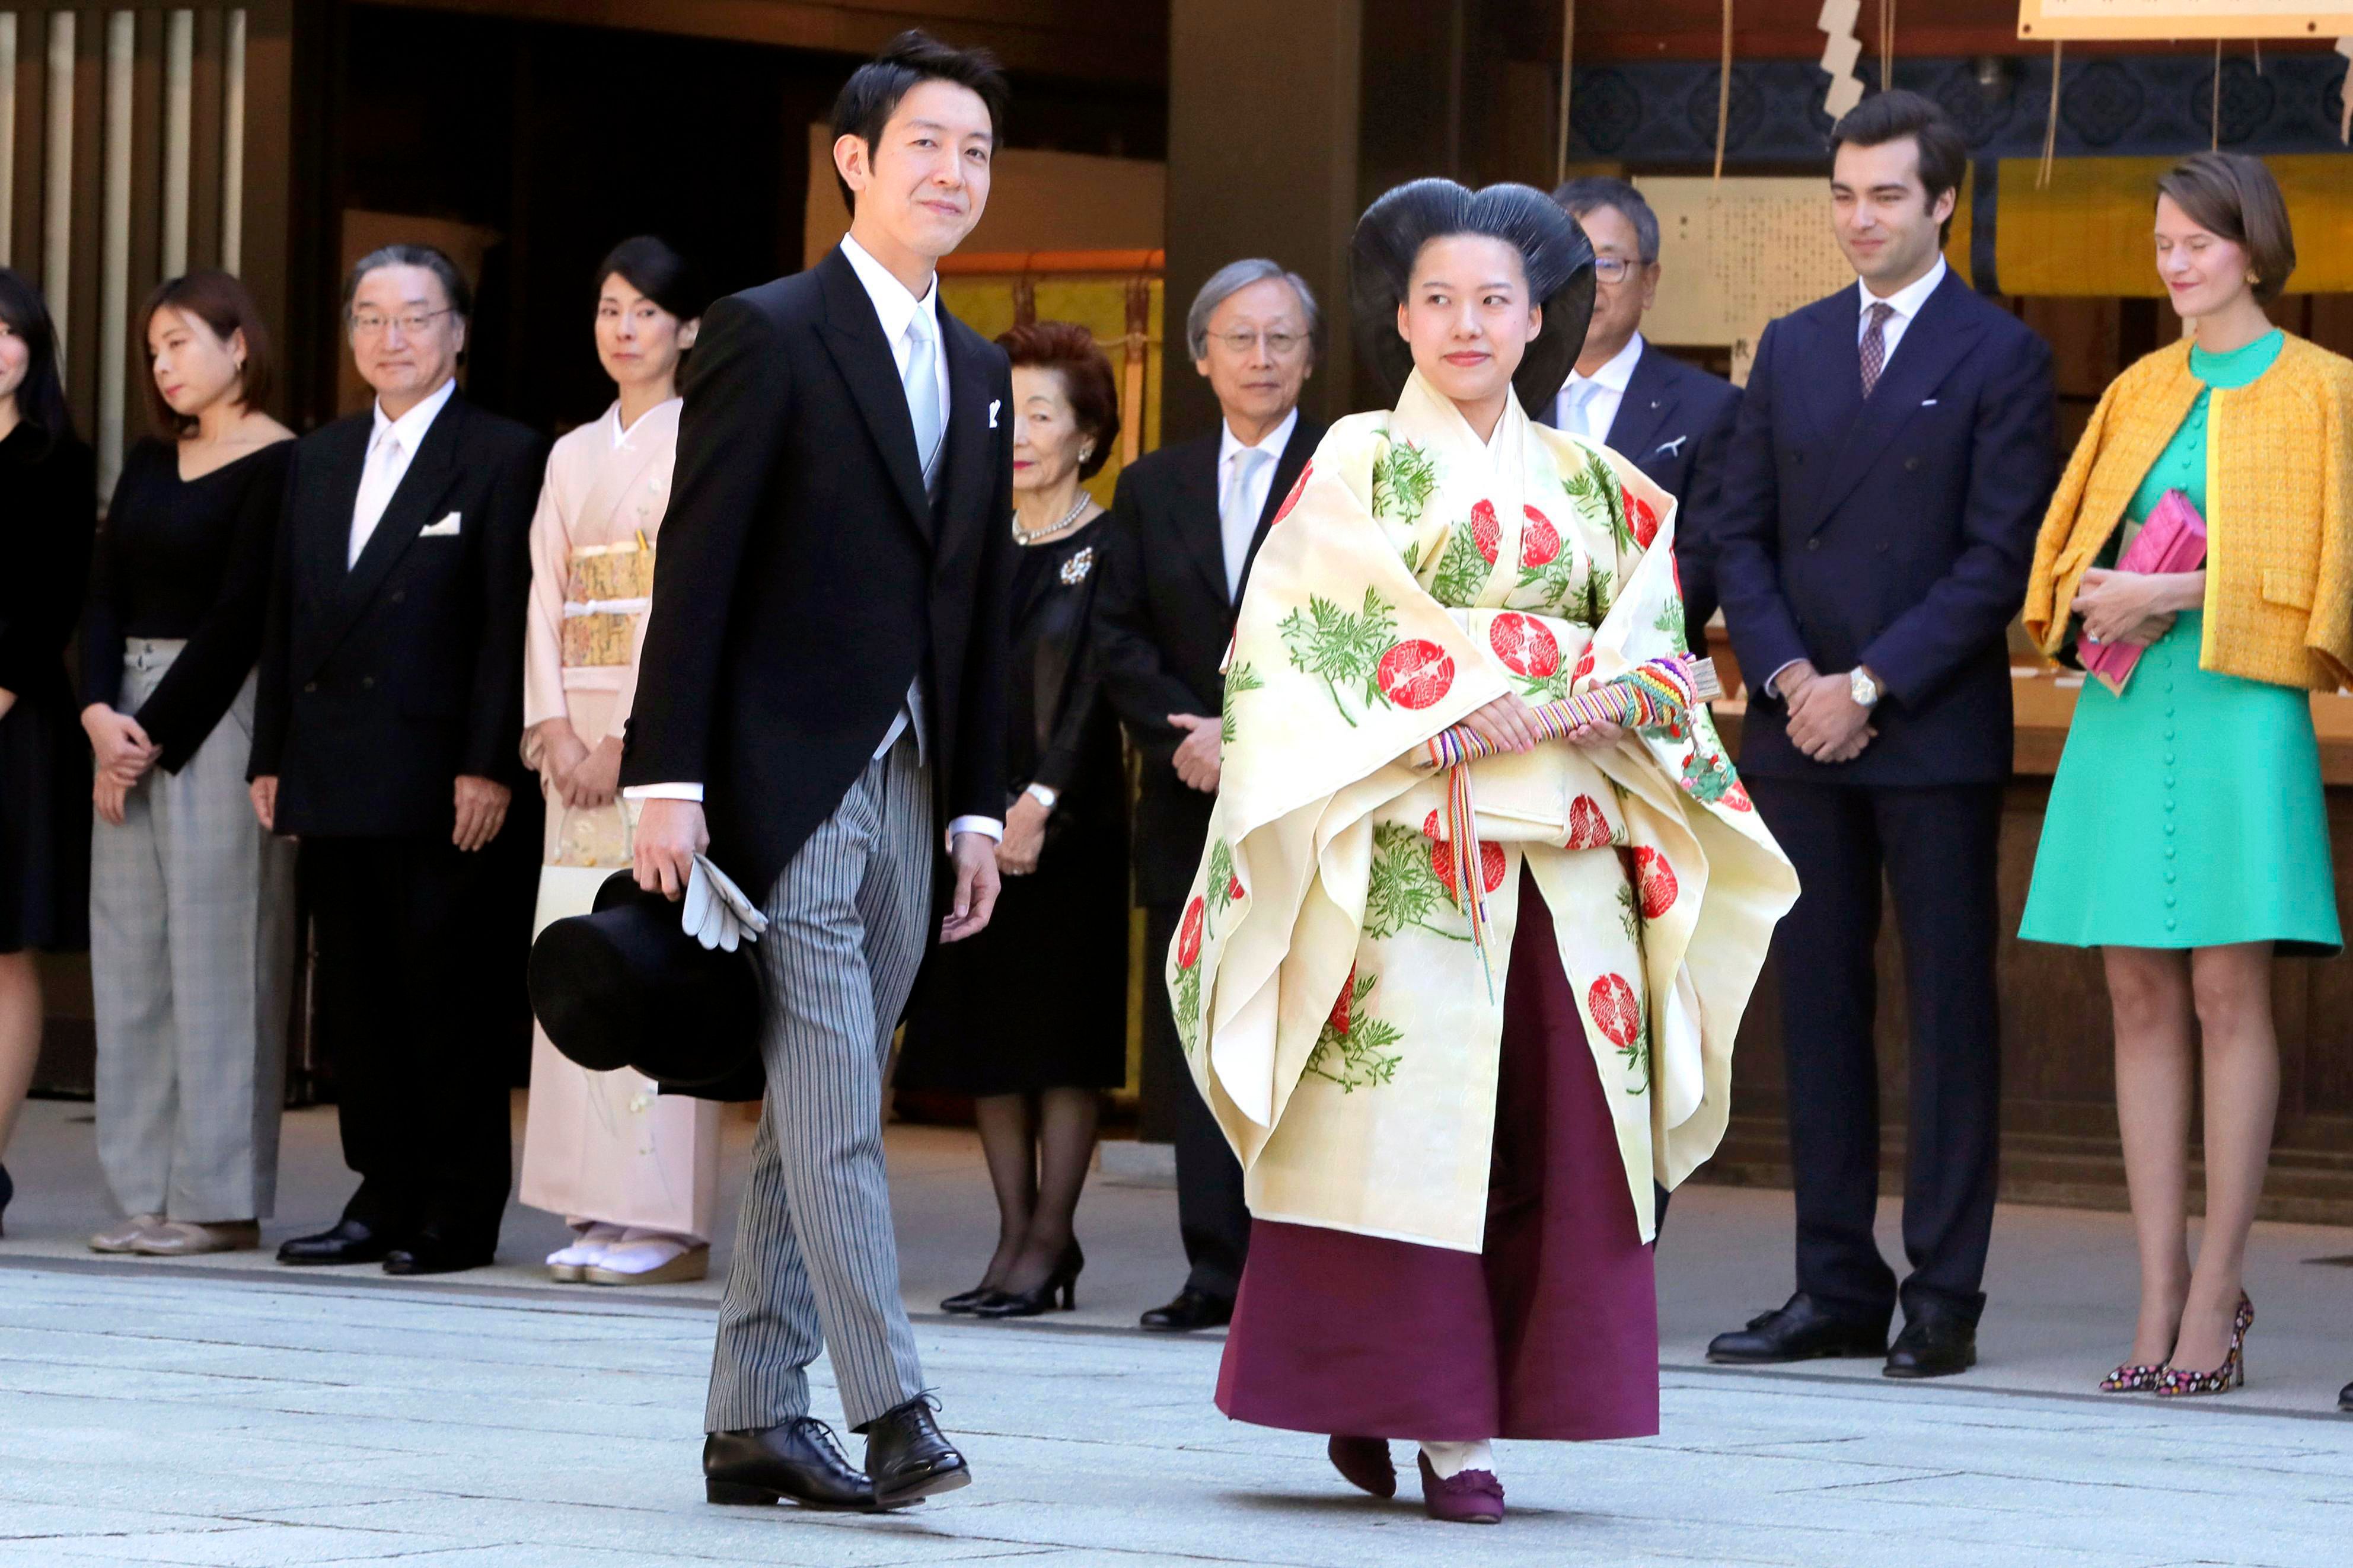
left=706, top=733, right=934, bottom=1433
left=90, top=642, right=296, bottom=1221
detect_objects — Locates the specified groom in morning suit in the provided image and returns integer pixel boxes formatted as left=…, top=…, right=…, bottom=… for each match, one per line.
left=623, top=33, right=1016, bottom=1510
left=1704, top=92, right=2055, bottom=1380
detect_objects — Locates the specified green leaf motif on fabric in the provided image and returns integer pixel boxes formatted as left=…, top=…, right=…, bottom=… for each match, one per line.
left=1584, top=565, right=1614, bottom=625
left=1372, top=439, right=1440, bottom=523
left=1515, top=553, right=1581, bottom=616
left=1278, top=587, right=1399, bottom=727
left=1617, top=880, right=1640, bottom=946
left=1307, top=969, right=1404, bottom=1093
left=1174, top=962, right=1201, bottom=1054
left=1364, top=822, right=1472, bottom=944
left=1429, top=521, right=1492, bottom=608
left=1221, top=661, right=1262, bottom=744
left=1624, top=998, right=1651, bottom=1093
left=1207, top=839, right=1236, bottom=915
left=1652, top=596, right=1690, bottom=655
left=1564, top=454, right=1632, bottom=554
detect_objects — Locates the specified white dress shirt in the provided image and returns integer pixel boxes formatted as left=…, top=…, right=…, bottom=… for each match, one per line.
left=626, top=235, right=1001, bottom=844
left=1216, top=406, right=1298, bottom=599
left=1762, top=257, right=1950, bottom=701
left=1551, top=331, right=1644, bottom=443
left=349, top=376, right=457, bottom=567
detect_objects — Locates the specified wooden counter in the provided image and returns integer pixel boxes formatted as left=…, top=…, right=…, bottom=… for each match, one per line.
left=1699, top=668, right=2353, bottom=1222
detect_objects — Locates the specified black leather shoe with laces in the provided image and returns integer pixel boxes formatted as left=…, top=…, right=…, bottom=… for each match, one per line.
left=1705, top=1292, right=1888, bottom=1365
left=860, top=1395, right=970, bottom=1509
left=704, top=1418, right=878, bottom=1511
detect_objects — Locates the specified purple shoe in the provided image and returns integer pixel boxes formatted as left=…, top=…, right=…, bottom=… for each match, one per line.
left=1416, top=1451, right=1504, bottom=1525
left=1327, top=1435, right=1395, bottom=1499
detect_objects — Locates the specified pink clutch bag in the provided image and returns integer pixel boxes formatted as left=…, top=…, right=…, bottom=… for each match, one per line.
left=2078, top=488, right=2207, bottom=697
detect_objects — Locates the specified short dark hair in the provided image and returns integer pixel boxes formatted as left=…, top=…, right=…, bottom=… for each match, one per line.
left=1829, top=90, right=1968, bottom=244
left=2157, top=152, right=2296, bottom=305
left=1549, top=177, right=1660, bottom=266
left=142, top=270, right=276, bottom=439
left=0, top=266, right=75, bottom=449
left=595, top=235, right=711, bottom=324
left=342, top=242, right=472, bottom=322
left=997, top=319, right=1120, bottom=481
left=830, top=30, right=1009, bottom=215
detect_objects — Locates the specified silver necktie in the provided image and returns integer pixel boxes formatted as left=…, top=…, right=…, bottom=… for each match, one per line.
left=903, top=311, right=944, bottom=484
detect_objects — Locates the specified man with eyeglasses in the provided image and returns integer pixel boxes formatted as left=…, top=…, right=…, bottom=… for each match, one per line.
left=250, top=242, right=543, bottom=1277
left=1542, top=178, right=1741, bottom=647
left=1094, top=258, right=1323, bottom=1333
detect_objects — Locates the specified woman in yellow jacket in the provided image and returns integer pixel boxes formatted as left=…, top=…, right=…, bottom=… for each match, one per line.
left=2021, top=152, right=2352, bottom=1401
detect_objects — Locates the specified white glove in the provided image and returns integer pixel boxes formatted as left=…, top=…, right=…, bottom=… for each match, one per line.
left=681, top=854, right=770, bottom=953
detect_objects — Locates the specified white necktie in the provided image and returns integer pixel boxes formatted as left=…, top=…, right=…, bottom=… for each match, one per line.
left=349, top=426, right=404, bottom=567
left=1560, top=379, right=1601, bottom=438
left=1221, top=447, right=1271, bottom=601
left=903, top=311, right=943, bottom=486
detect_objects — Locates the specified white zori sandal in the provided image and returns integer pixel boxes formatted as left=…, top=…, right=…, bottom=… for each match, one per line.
left=546, top=1221, right=626, bottom=1283
left=584, top=1228, right=710, bottom=1286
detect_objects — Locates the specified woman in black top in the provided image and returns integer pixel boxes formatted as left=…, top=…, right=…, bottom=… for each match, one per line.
left=0, top=269, right=95, bottom=1234
left=78, top=272, right=296, bottom=1257
left=900, top=321, right=1128, bottom=1318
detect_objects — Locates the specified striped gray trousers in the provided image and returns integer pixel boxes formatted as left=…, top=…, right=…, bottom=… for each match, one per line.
left=706, top=732, right=933, bottom=1433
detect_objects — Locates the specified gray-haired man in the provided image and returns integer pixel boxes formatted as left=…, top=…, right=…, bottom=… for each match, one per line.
left=1543, top=177, right=1742, bottom=645
left=1093, top=259, right=1322, bottom=1331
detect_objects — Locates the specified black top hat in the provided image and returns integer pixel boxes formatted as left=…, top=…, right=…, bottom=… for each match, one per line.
left=528, top=871, right=762, bottom=1093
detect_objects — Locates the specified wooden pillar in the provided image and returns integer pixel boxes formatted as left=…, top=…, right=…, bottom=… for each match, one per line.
left=1163, top=0, right=1362, bottom=441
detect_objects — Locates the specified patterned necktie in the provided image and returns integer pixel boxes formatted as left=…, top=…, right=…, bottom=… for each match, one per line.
left=903, top=310, right=944, bottom=487
left=1858, top=301, right=1896, bottom=399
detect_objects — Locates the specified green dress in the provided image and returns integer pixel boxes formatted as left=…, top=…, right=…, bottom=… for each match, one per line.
left=2020, top=330, right=2341, bottom=956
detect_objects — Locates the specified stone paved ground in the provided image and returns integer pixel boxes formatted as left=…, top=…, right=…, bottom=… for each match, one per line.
left=4, top=1098, right=2351, bottom=1564
left=1, top=1263, right=2351, bottom=1567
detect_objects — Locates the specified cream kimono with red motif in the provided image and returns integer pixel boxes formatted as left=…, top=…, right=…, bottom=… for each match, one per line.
left=1169, top=371, right=1797, bottom=1252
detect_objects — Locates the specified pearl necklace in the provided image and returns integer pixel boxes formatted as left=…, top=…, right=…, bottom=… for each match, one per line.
left=1013, top=492, right=1091, bottom=546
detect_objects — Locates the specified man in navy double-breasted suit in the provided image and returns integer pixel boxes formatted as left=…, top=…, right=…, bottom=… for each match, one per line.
left=1541, top=178, right=1743, bottom=648
left=1704, top=92, right=2056, bottom=1380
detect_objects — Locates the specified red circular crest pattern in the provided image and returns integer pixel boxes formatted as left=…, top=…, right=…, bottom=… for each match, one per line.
left=1376, top=640, right=1455, bottom=710
left=1176, top=897, right=1206, bottom=969
left=1587, top=973, right=1641, bottom=1049
left=1488, top=612, right=1561, bottom=679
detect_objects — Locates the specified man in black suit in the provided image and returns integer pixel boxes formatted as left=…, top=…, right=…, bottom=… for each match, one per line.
left=1093, top=259, right=1322, bottom=1333
left=1704, top=92, right=2056, bottom=1379
left=1542, top=177, right=1742, bottom=646
left=250, top=245, right=542, bottom=1276
left=623, top=34, right=1013, bottom=1512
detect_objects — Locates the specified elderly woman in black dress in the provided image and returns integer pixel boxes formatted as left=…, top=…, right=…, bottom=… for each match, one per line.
left=900, top=319, right=1127, bottom=1318
left=0, top=267, right=95, bottom=1233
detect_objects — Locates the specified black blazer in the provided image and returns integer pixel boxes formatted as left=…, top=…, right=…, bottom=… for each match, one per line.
left=249, top=390, right=543, bottom=838
left=1092, top=414, right=1320, bottom=906
left=620, top=246, right=1016, bottom=899
left=1541, top=344, right=1742, bottom=641
left=1712, top=269, right=2057, bottom=786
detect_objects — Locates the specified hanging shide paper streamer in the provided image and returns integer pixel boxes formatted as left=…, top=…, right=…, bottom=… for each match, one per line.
left=1818, top=0, right=1864, bottom=120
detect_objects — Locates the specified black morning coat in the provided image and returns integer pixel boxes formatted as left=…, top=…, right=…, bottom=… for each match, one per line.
left=1710, top=267, right=2057, bottom=785
left=248, top=389, right=543, bottom=836
left=1091, top=413, right=1321, bottom=908
left=618, top=245, right=1018, bottom=906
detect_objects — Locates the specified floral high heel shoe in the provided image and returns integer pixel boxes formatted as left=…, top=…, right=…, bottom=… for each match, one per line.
left=2097, top=1360, right=2163, bottom=1393
left=2155, top=1292, right=2254, bottom=1398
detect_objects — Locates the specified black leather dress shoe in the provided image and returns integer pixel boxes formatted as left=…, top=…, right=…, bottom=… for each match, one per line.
left=1884, top=1312, right=1978, bottom=1379
left=2339, top=1378, right=2352, bottom=1414
left=381, top=1227, right=495, bottom=1276
left=1140, top=1288, right=1233, bottom=1332
left=861, top=1395, right=970, bottom=1509
left=705, top=1419, right=878, bottom=1511
left=1706, top=1293, right=1888, bottom=1365
left=277, top=1218, right=398, bottom=1267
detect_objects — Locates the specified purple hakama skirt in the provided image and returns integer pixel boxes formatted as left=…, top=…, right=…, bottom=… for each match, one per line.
left=1214, top=874, right=1660, bottom=1442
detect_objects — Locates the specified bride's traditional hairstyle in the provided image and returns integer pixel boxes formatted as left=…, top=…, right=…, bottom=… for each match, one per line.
left=1350, top=178, right=1596, bottom=416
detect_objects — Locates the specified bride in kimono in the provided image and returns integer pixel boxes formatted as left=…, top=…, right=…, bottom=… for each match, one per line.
left=1174, top=181, right=1797, bottom=1523
left=517, top=237, right=722, bottom=1285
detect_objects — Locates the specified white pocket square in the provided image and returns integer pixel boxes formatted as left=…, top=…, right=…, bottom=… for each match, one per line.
left=989, top=399, right=1001, bottom=429
left=1656, top=435, right=1688, bottom=456
left=1920, top=398, right=1939, bottom=407
left=419, top=512, right=462, bottom=536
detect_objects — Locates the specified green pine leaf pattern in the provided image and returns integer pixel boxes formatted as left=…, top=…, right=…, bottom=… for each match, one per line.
left=1372, top=439, right=1440, bottom=523
left=1583, top=564, right=1614, bottom=625
left=1652, top=596, right=1690, bottom=655
left=1278, top=586, right=1399, bottom=727
left=1364, top=822, right=1472, bottom=943
left=1221, top=660, right=1263, bottom=744
left=1306, top=970, right=1404, bottom=1092
left=1621, top=997, right=1651, bottom=1092
left=1208, top=839, right=1236, bottom=915
left=1617, top=880, right=1640, bottom=946
left=1516, top=553, right=1583, bottom=617
left=1174, top=961, right=1202, bottom=1054
left=1564, top=454, right=1633, bottom=554
left=1430, top=522, right=1492, bottom=608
